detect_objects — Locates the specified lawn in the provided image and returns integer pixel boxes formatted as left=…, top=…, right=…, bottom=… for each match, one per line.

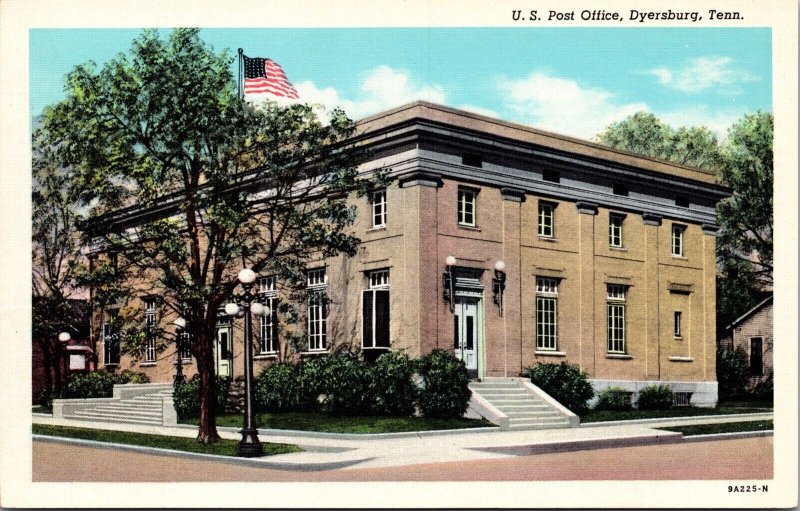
left=659, top=420, right=773, bottom=436
left=580, top=403, right=773, bottom=423
left=32, top=406, right=51, bottom=415
left=32, top=424, right=301, bottom=457
left=181, top=412, right=494, bottom=434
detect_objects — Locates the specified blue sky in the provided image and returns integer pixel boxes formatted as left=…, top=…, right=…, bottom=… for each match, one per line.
left=30, top=28, right=771, bottom=140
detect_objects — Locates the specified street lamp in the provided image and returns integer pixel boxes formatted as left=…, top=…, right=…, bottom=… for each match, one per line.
left=492, top=260, right=507, bottom=316
left=443, top=255, right=457, bottom=312
left=58, top=332, right=71, bottom=342
left=225, top=267, right=265, bottom=458
left=173, top=317, right=187, bottom=387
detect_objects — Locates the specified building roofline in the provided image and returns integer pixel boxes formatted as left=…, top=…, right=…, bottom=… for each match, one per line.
left=355, top=101, right=722, bottom=187
left=724, top=293, right=774, bottom=332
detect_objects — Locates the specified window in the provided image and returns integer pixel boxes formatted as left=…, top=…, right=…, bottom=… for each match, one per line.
left=542, top=169, right=560, bottom=183
left=363, top=270, right=390, bottom=349
left=671, top=224, right=685, bottom=256
left=457, top=189, right=476, bottom=226
left=674, top=311, right=682, bottom=337
left=538, top=202, right=554, bottom=237
left=144, top=299, right=157, bottom=363
left=178, top=332, right=192, bottom=361
left=372, top=190, right=387, bottom=228
left=535, top=277, right=559, bottom=351
left=307, top=269, right=327, bottom=351
left=103, top=310, right=120, bottom=365
left=750, top=337, right=763, bottom=376
left=462, top=153, right=483, bottom=168
left=607, top=285, right=627, bottom=354
left=609, top=214, right=624, bottom=248
left=259, top=276, right=278, bottom=355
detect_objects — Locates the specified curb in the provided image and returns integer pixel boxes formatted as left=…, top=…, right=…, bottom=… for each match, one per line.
left=579, top=412, right=773, bottom=428
left=33, top=434, right=373, bottom=472
left=678, top=430, right=774, bottom=442
left=176, top=423, right=501, bottom=440
left=470, top=431, right=684, bottom=456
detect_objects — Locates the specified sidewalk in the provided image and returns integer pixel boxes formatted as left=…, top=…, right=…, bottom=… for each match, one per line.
left=32, top=412, right=773, bottom=471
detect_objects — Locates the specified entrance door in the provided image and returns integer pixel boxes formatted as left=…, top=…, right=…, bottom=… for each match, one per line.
left=215, top=326, right=232, bottom=379
left=454, top=298, right=480, bottom=378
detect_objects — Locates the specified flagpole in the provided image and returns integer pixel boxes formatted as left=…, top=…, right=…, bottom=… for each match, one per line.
left=238, top=48, right=244, bottom=100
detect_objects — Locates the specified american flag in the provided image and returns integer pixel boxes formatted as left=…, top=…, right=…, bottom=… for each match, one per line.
left=242, top=55, right=299, bottom=98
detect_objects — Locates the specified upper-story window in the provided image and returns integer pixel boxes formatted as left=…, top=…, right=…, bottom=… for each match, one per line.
left=674, top=311, right=683, bottom=338
left=259, top=276, right=278, bottom=355
left=671, top=224, right=686, bottom=257
left=609, top=214, right=624, bottom=248
left=144, top=298, right=157, bottom=363
left=307, top=269, right=328, bottom=351
left=538, top=202, right=554, bottom=237
left=372, top=190, right=387, bottom=228
left=103, top=310, right=121, bottom=366
left=458, top=189, right=476, bottom=227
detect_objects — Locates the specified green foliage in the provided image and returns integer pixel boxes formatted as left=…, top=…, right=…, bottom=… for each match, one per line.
left=369, top=351, right=417, bottom=416
left=415, top=349, right=472, bottom=419
left=172, top=375, right=231, bottom=420
left=597, top=112, right=723, bottom=171
left=316, top=352, right=373, bottom=415
left=749, top=373, right=773, bottom=402
left=62, top=370, right=150, bottom=399
left=255, top=363, right=299, bottom=412
left=716, top=346, right=751, bottom=401
left=595, top=387, right=633, bottom=411
left=525, top=362, right=595, bottom=414
left=636, top=385, right=674, bottom=410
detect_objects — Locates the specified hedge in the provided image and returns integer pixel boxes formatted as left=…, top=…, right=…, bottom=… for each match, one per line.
left=62, top=370, right=150, bottom=399
left=415, top=349, right=472, bottom=418
left=524, top=362, right=595, bottom=414
left=595, top=387, right=633, bottom=411
left=172, top=375, right=231, bottom=420
left=636, top=384, right=673, bottom=410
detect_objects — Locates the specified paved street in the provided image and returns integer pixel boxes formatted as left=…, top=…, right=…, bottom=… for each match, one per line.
left=33, top=436, right=772, bottom=482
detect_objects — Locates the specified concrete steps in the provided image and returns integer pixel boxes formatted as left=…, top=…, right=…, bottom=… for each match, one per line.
left=469, top=379, right=574, bottom=430
left=60, top=384, right=174, bottom=426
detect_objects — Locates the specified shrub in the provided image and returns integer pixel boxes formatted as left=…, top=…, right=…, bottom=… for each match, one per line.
left=636, top=384, right=673, bottom=410
left=255, top=363, right=299, bottom=412
left=416, top=349, right=471, bottom=418
left=716, top=346, right=750, bottom=400
left=172, top=375, right=231, bottom=420
left=62, top=370, right=150, bottom=399
left=748, top=373, right=773, bottom=403
left=296, top=355, right=331, bottom=411
left=595, top=387, right=633, bottom=411
left=370, top=351, right=417, bottom=416
left=525, top=362, right=594, bottom=414
left=318, top=352, right=373, bottom=415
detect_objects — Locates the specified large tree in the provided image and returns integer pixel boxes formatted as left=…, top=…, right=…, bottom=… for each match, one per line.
left=37, top=28, right=371, bottom=442
left=32, top=132, right=86, bottom=403
left=597, top=111, right=774, bottom=332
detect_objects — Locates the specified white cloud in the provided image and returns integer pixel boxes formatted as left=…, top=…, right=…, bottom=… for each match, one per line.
left=648, top=57, right=757, bottom=93
left=497, top=72, right=648, bottom=139
left=291, top=65, right=445, bottom=120
left=657, top=107, right=743, bottom=141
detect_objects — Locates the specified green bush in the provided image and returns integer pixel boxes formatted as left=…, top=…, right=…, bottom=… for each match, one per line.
left=255, top=363, right=299, bottom=412
left=62, top=370, right=150, bottom=399
left=317, top=352, right=373, bottom=415
left=296, top=355, right=334, bottom=411
left=525, top=362, right=594, bottom=414
left=369, top=351, right=417, bottom=416
left=172, top=375, right=231, bottom=420
left=416, top=349, right=471, bottom=418
left=595, top=387, right=633, bottom=411
left=717, top=346, right=751, bottom=400
left=748, top=373, right=773, bottom=403
left=636, top=384, right=673, bottom=410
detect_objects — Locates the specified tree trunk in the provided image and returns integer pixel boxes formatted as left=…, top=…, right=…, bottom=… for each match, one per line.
left=52, top=339, right=64, bottom=395
left=39, top=339, right=53, bottom=404
left=195, top=329, right=221, bottom=444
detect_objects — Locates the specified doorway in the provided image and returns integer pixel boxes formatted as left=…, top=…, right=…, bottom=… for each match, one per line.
left=215, top=324, right=233, bottom=379
left=454, top=297, right=482, bottom=379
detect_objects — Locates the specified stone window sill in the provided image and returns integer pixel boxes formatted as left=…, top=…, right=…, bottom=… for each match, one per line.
left=458, top=225, right=481, bottom=231
left=537, top=236, right=558, bottom=242
left=254, top=354, right=278, bottom=360
left=671, top=255, right=688, bottom=260
left=668, top=356, right=694, bottom=362
left=535, top=350, right=566, bottom=357
left=606, top=354, right=633, bottom=360
left=172, top=359, right=193, bottom=365
left=139, top=362, right=157, bottom=367
left=609, top=246, right=627, bottom=251
left=367, top=226, right=387, bottom=233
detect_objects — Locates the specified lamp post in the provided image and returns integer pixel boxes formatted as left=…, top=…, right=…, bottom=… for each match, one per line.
left=443, top=255, right=457, bottom=312
left=225, top=268, right=265, bottom=458
left=492, top=260, right=507, bottom=316
left=173, top=317, right=187, bottom=387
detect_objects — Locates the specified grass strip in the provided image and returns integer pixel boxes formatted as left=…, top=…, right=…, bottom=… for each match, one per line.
left=580, top=405, right=773, bottom=423
left=659, top=420, right=773, bottom=436
left=182, top=412, right=494, bottom=434
left=33, top=424, right=301, bottom=457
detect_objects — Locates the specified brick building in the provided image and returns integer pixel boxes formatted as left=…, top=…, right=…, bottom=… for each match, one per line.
left=92, top=102, right=729, bottom=407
